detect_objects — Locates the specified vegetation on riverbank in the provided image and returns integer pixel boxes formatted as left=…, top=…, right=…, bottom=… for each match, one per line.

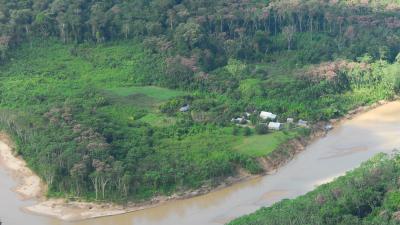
left=229, top=153, right=400, bottom=225
left=0, top=0, right=399, bottom=204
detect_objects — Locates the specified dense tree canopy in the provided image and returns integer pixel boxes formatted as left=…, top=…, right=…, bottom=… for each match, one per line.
left=1, top=0, right=400, bottom=67
left=229, top=153, right=400, bottom=225
left=0, top=0, right=400, bottom=204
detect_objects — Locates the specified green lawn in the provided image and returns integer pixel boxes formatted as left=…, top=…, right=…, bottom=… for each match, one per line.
left=103, top=86, right=187, bottom=110
left=107, top=86, right=186, bottom=100
left=139, top=113, right=177, bottom=127
left=234, top=131, right=299, bottom=157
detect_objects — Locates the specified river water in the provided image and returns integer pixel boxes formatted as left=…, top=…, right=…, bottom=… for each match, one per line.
left=2, top=102, right=400, bottom=225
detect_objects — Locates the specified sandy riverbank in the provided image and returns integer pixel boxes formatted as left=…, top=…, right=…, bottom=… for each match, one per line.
left=0, top=133, right=43, bottom=200
left=24, top=174, right=255, bottom=221
left=0, top=132, right=255, bottom=221
left=0, top=133, right=150, bottom=220
left=0, top=98, right=397, bottom=221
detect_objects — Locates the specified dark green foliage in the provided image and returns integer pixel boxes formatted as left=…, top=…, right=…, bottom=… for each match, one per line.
left=159, top=98, right=185, bottom=116
left=229, top=153, right=400, bottom=225
left=1, top=0, right=400, bottom=66
left=232, top=126, right=240, bottom=136
left=0, top=41, right=262, bottom=202
left=255, top=124, right=268, bottom=135
left=0, top=0, right=400, bottom=205
left=243, top=127, right=252, bottom=136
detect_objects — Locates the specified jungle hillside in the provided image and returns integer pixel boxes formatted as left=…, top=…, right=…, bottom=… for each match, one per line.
left=0, top=0, right=400, bottom=203
left=229, top=153, right=400, bottom=225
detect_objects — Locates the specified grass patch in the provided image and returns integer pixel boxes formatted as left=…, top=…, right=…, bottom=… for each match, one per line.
left=103, top=86, right=187, bottom=109
left=139, top=113, right=177, bottom=127
left=234, top=131, right=299, bottom=157
left=102, top=91, right=160, bottom=109
left=107, top=86, right=186, bottom=100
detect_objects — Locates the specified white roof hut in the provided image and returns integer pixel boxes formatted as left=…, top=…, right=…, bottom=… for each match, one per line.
left=287, top=118, right=294, bottom=123
left=179, top=105, right=190, bottom=112
left=268, top=122, right=282, bottom=130
left=231, top=117, right=246, bottom=124
left=260, top=111, right=277, bottom=120
left=298, top=120, right=308, bottom=127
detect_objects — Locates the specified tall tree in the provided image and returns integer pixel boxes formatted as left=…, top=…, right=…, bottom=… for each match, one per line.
left=282, top=25, right=296, bottom=50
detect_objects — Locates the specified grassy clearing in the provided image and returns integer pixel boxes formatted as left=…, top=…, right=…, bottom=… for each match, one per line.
left=139, top=113, right=177, bottom=127
left=234, top=131, right=299, bottom=157
left=107, top=86, right=186, bottom=100
left=102, top=90, right=162, bottom=109
left=102, top=86, right=186, bottom=110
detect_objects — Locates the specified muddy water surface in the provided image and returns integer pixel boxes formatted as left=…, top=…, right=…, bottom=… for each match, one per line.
left=2, top=102, right=400, bottom=225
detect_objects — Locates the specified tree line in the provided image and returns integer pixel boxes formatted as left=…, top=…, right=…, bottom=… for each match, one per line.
left=0, top=0, right=399, bottom=203
left=229, top=153, right=400, bottom=225
left=1, top=0, right=400, bottom=68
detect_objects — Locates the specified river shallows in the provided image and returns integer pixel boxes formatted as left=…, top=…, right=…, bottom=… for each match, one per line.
left=2, top=101, right=400, bottom=225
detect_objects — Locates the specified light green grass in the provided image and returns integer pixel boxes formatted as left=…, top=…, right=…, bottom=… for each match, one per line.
left=234, top=131, right=299, bottom=157
left=96, top=105, right=139, bottom=124
left=139, top=113, right=177, bottom=127
left=103, top=86, right=186, bottom=110
left=0, top=40, right=163, bottom=108
left=107, top=86, right=186, bottom=100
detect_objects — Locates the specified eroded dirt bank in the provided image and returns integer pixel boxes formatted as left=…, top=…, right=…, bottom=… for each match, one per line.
left=0, top=133, right=255, bottom=221
left=0, top=99, right=398, bottom=222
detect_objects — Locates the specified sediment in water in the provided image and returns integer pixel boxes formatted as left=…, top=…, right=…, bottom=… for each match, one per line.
left=0, top=99, right=396, bottom=221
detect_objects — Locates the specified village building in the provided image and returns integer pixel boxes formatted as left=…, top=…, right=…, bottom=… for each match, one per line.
left=298, top=119, right=308, bottom=127
left=287, top=118, right=294, bottom=123
left=231, top=117, right=246, bottom=124
left=179, top=105, right=190, bottom=112
left=260, top=111, right=277, bottom=120
left=268, top=122, right=282, bottom=130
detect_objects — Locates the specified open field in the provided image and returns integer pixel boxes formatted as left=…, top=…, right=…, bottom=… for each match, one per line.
left=234, top=131, right=300, bottom=157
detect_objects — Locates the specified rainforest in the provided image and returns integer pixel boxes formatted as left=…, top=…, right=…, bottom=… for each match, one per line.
left=0, top=0, right=400, bottom=224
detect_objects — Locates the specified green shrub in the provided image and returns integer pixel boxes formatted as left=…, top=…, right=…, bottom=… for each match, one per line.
left=232, top=126, right=240, bottom=136
left=243, top=127, right=252, bottom=136
left=255, top=124, right=268, bottom=135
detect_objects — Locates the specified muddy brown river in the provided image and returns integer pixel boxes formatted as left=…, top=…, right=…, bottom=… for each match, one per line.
left=2, top=101, right=400, bottom=225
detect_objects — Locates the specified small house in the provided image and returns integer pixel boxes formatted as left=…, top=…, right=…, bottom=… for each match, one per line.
left=179, top=105, right=190, bottom=112
left=268, top=122, right=282, bottom=130
left=287, top=118, right=294, bottom=123
left=260, top=111, right=277, bottom=120
left=231, top=117, right=246, bottom=124
left=298, top=120, right=308, bottom=127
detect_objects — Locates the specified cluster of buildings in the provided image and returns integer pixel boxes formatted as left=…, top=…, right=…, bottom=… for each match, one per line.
left=179, top=104, right=310, bottom=132
left=232, top=111, right=309, bottom=131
